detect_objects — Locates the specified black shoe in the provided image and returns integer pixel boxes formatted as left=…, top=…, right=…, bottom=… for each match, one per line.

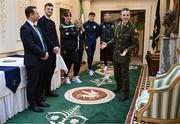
left=45, top=91, right=59, bottom=97
left=29, top=105, right=44, bottom=112
left=113, top=89, right=121, bottom=93
left=119, top=96, right=129, bottom=101
left=37, top=102, right=50, bottom=107
left=41, top=96, right=46, bottom=102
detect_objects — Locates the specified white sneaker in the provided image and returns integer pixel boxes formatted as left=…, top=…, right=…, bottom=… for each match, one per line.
left=65, top=77, right=71, bottom=84
left=103, top=66, right=108, bottom=71
left=89, top=70, right=94, bottom=76
left=72, top=76, right=82, bottom=83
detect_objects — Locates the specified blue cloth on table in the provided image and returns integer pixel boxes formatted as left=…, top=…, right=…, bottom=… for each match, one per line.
left=0, top=66, right=21, bottom=93
left=8, top=54, right=24, bottom=58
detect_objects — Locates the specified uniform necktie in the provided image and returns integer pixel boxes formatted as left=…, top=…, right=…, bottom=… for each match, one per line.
left=33, top=25, right=46, bottom=50
left=121, top=23, right=123, bottom=30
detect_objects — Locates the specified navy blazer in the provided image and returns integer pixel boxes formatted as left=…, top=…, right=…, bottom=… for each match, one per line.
left=20, top=21, right=47, bottom=66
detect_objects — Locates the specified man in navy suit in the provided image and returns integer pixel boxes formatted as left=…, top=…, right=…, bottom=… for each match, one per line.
left=20, top=6, right=50, bottom=112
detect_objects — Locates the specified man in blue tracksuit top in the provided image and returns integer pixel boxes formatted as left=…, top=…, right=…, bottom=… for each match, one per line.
left=83, top=12, right=99, bottom=76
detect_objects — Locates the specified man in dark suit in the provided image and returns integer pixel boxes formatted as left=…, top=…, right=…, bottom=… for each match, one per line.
left=37, top=3, right=60, bottom=97
left=102, top=8, right=137, bottom=101
left=20, top=6, right=50, bottom=112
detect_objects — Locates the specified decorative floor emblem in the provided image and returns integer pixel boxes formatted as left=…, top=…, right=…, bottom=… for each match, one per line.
left=45, top=105, right=88, bottom=124
left=65, top=87, right=115, bottom=104
left=95, top=65, right=114, bottom=76
left=90, top=75, right=114, bottom=86
left=91, top=64, right=114, bottom=86
left=91, top=64, right=138, bottom=86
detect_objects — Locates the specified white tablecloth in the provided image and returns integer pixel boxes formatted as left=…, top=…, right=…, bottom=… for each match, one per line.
left=0, top=54, right=65, bottom=124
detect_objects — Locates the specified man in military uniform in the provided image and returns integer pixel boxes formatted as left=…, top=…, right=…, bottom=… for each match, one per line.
left=99, top=12, right=114, bottom=71
left=102, top=8, right=137, bottom=101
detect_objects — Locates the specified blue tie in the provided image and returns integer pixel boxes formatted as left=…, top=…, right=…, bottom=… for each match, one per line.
left=33, top=25, right=46, bottom=50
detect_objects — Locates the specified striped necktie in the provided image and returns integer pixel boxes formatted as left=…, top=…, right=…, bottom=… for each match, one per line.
left=33, top=25, right=46, bottom=50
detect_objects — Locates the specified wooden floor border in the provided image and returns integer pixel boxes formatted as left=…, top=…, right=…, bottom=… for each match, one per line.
left=125, top=65, right=147, bottom=124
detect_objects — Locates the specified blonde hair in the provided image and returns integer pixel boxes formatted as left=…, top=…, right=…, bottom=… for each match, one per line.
left=74, top=19, right=83, bottom=31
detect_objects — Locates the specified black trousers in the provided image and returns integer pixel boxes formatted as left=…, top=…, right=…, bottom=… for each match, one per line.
left=113, top=61, right=129, bottom=95
left=44, top=53, right=56, bottom=93
left=74, top=49, right=83, bottom=76
left=101, top=44, right=114, bottom=66
left=26, top=62, right=46, bottom=106
left=61, top=48, right=78, bottom=77
left=86, top=44, right=96, bottom=70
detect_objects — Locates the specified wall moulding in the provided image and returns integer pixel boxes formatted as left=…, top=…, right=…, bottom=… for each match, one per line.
left=0, top=0, right=7, bottom=42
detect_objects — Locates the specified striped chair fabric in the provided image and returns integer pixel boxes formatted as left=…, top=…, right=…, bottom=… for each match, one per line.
left=143, top=64, right=180, bottom=120
left=153, top=65, right=180, bottom=88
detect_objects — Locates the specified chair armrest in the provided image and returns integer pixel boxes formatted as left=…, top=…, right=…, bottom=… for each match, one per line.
left=135, top=90, right=149, bottom=111
left=156, top=73, right=167, bottom=78
left=149, top=85, right=169, bottom=92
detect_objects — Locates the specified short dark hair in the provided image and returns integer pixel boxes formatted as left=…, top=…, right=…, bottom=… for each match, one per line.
left=120, top=8, right=130, bottom=14
left=89, top=12, right=95, bottom=16
left=44, top=3, right=53, bottom=9
left=25, top=6, right=36, bottom=18
left=63, top=11, right=72, bottom=17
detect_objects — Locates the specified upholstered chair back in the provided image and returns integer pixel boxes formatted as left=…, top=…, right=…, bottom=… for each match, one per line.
left=143, top=64, right=180, bottom=120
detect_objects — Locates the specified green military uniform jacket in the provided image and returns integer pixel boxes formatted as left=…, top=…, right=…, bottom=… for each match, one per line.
left=108, top=21, right=137, bottom=63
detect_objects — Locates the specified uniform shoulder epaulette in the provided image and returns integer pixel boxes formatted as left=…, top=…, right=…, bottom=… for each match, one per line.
left=131, top=25, right=138, bottom=33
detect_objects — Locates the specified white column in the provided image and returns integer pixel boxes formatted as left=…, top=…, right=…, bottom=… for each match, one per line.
left=82, top=0, right=91, bottom=21
left=169, top=0, right=174, bottom=10
left=33, top=0, right=46, bottom=16
left=81, top=0, right=92, bottom=62
left=158, top=36, right=177, bottom=74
